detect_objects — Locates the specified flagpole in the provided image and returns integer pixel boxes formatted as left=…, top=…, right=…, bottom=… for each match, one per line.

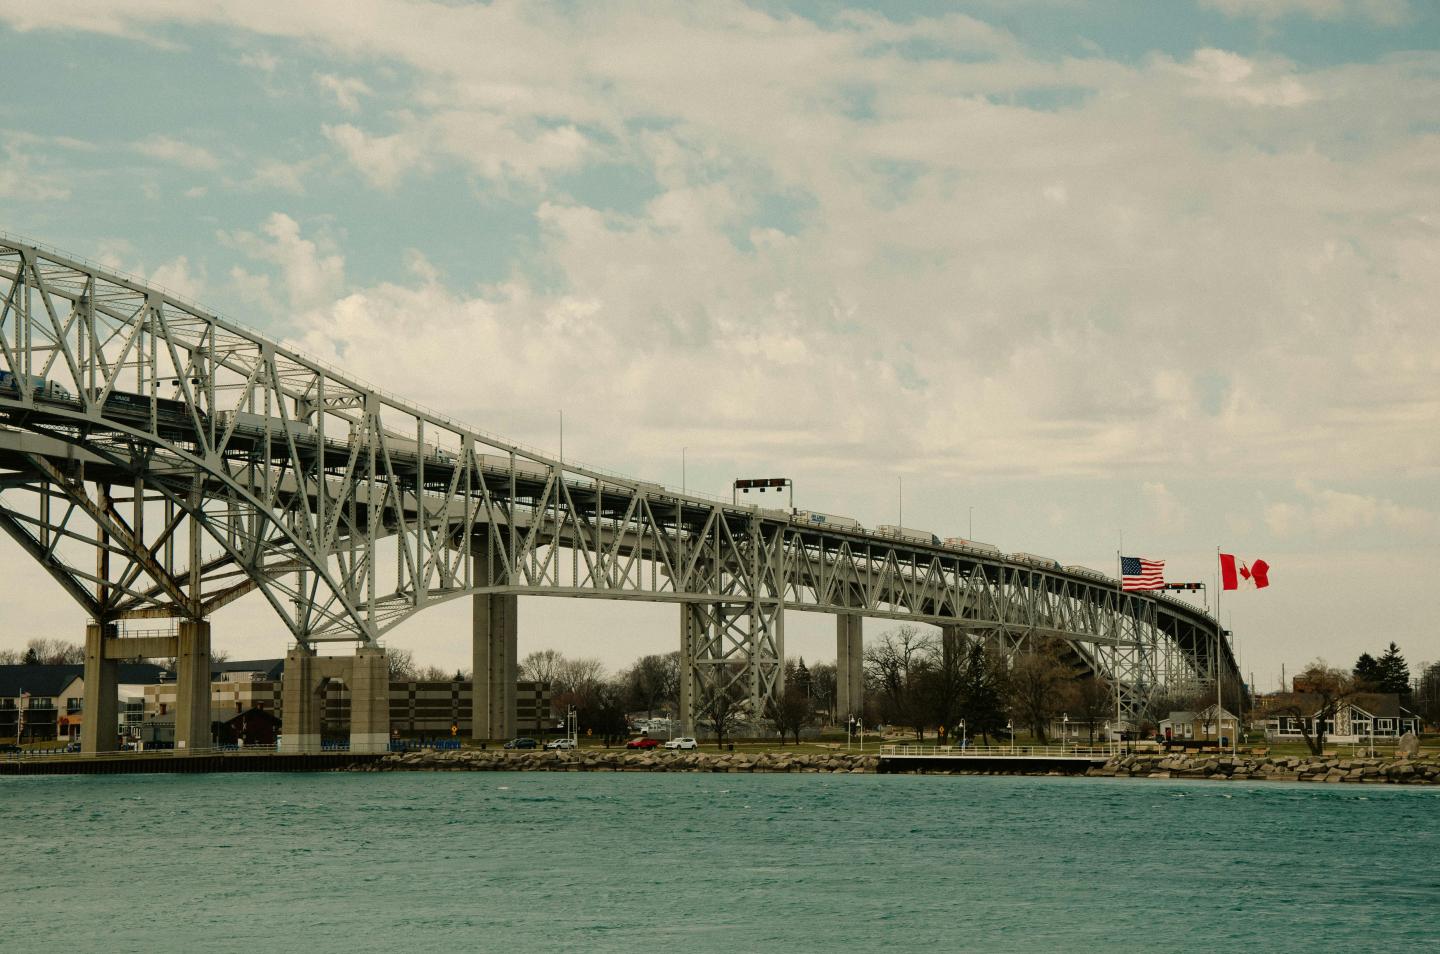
left=1115, top=536, right=1123, bottom=747
left=1215, top=546, right=1223, bottom=754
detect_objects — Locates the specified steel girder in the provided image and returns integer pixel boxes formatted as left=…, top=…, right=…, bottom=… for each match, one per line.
left=0, top=237, right=1238, bottom=718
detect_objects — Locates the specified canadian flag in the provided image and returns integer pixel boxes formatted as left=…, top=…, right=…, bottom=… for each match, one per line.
left=1219, top=553, right=1269, bottom=590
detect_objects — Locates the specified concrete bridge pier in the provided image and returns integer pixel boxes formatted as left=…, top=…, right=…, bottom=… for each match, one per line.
left=173, top=620, right=212, bottom=751
left=471, top=549, right=517, bottom=743
left=79, top=622, right=119, bottom=754
left=280, top=648, right=321, bottom=754
left=280, top=646, right=391, bottom=753
left=836, top=613, right=864, bottom=724
left=79, top=619, right=211, bottom=754
left=349, top=646, right=390, bottom=754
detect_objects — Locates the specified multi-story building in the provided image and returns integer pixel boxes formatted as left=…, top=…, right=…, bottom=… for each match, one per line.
left=0, top=663, right=167, bottom=743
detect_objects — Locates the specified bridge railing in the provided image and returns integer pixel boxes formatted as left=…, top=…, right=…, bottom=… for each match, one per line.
left=879, top=743, right=1121, bottom=759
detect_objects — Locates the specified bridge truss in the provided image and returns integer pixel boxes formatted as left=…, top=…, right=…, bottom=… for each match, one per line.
left=0, top=237, right=1239, bottom=732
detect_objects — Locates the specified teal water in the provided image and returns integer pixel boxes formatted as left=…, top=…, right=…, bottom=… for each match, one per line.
left=3, top=772, right=1437, bottom=952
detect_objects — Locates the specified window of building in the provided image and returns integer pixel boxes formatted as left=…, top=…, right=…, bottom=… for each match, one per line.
left=66, top=698, right=83, bottom=713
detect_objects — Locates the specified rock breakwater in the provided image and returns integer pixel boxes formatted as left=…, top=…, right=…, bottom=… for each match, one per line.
left=1089, top=752, right=1440, bottom=784
left=354, top=748, right=881, bottom=773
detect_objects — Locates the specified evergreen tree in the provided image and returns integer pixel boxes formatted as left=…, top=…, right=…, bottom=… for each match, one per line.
left=21, top=646, right=38, bottom=665
left=793, top=657, right=812, bottom=698
left=957, top=642, right=1008, bottom=744
left=1353, top=652, right=1380, bottom=688
left=1375, top=642, right=1411, bottom=696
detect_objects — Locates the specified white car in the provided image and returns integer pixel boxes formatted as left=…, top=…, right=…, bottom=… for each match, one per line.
left=545, top=738, right=576, bottom=750
left=663, top=737, right=698, bottom=750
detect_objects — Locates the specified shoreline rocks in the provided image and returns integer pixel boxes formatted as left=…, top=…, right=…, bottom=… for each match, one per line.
left=348, top=747, right=1440, bottom=784
left=1087, top=752, right=1440, bottom=784
left=352, top=748, right=882, bottom=774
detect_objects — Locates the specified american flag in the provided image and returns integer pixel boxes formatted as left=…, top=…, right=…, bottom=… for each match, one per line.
left=1120, top=556, right=1165, bottom=591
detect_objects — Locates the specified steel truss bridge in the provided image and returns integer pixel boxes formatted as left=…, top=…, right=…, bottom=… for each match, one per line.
left=0, top=237, right=1239, bottom=749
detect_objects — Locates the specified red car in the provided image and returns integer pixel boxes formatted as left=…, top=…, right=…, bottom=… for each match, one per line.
left=625, top=737, right=661, bottom=749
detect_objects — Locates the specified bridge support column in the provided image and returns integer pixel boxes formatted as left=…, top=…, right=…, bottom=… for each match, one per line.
left=350, top=646, right=390, bottom=753
left=836, top=614, right=864, bottom=724
left=80, top=622, right=119, bottom=754
left=280, top=648, right=322, bottom=754
left=472, top=556, right=517, bottom=743
left=679, top=603, right=700, bottom=735
left=173, top=620, right=212, bottom=751
left=681, top=600, right=782, bottom=739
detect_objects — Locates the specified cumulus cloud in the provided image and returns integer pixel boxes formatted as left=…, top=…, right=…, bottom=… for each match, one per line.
left=148, top=255, right=206, bottom=300
left=219, top=213, right=344, bottom=311
left=1265, top=482, right=1438, bottom=537
left=132, top=134, right=220, bottom=170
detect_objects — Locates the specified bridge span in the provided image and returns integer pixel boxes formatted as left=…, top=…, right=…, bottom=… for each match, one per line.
left=0, top=236, right=1238, bottom=753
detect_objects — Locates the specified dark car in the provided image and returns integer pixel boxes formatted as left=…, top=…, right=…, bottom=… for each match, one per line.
left=503, top=737, right=538, bottom=750
left=625, top=737, right=661, bottom=750
left=0, top=743, right=21, bottom=754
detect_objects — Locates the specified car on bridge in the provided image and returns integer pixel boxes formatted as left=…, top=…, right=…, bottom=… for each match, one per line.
left=544, top=738, right=576, bottom=750
left=663, top=737, right=698, bottom=750
left=625, top=737, right=661, bottom=750
left=503, top=737, right=538, bottom=750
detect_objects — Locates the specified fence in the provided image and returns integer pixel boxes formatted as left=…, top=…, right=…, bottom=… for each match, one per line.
left=880, top=742, right=1120, bottom=759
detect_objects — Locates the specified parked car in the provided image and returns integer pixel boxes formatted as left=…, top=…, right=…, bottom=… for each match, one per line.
left=545, top=738, right=576, bottom=750
left=0, top=743, right=21, bottom=754
left=625, top=737, right=661, bottom=750
left=663, top=737, right=698, bottom=750
left=504, top=737, right=538, bottom=750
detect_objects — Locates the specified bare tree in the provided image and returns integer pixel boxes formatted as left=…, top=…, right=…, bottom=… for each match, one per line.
left=768, top=683, right=814, bottom=744
left=417, top=665, right=452, bottom=681
left=1072, top=675, right=1111, bottom=745
left=520, top=648, right=566, bottom=686
left=623, top=653, right=678, bottom=718
left=0, top=648, right=19, bottom=665
left=387, top=647, right=417, bottom=681
left=1008, top=642, right=1071, bottom=742
left=700, top=672, right=747, bottom=748
left=1261, top=660, right=1362, bottom=756
left=25, top=638, right=84, bottom=665
left=865, top=625, right=936, bottom=740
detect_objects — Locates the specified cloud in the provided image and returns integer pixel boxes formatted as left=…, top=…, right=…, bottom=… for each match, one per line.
left=219, top=213, right=344, bottom=311
left=322, top=122, right=428, bottom=189
left=148, top=255, right=206, bottom=300
left=1198, top=0, right=1411, bottom=24
left=235, top=156, right=324, bottom=194
left=1265, top=482, right=1438, bottom=537
left=132, top=134, right=220, bottom=170
left=1169, top=48, right=1314, bottom=106
left=1142, top=482, right=1188, bottom=533
left=315, top=72, right=372, bottom=113
left=0, top=137, right=70, bottom=200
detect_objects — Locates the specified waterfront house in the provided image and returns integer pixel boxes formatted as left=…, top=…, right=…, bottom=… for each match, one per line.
left=1160, top=705, right=1239, bottom=743
left=1264, top=693, right=1419, bottom=744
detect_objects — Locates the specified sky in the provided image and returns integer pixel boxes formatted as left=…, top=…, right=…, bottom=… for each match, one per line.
left=0, top=0, right=1436, bottom=689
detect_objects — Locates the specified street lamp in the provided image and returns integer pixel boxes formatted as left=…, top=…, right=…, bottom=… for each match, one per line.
left=959, top=718, right=967, bottom=751
left=1063, top=712, right=1069, bottom=749
left=1007, top=719, right=1014, bottom=755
